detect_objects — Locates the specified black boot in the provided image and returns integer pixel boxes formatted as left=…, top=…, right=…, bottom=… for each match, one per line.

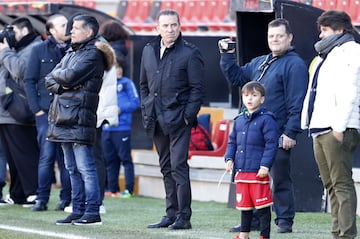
left=0, top=181, right=6, bottom=201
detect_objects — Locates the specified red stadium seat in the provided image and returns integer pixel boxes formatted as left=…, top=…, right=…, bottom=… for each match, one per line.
left=74, top=0, right=96, bottom=9
left=207, top=0, right=235, bottom=31
left=243, top=0, right=259, bottom=9
left=188, top=120, right=230, bottom=159
left=121, top=0, right=153, bottom=31
left=179, top=0, right=199, bottom=31
left=312, top=0, right=337, bottom=10
left=312, top=0, right=327, bottom=9
left=349, top=0, right=360, bottom=25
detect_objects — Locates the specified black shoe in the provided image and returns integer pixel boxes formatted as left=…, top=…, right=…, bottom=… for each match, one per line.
left=168, top=218, right=192, bottom=230
left=229, top=223, right=260, bottom=232
left=277, top=226, right=292, bottom=233
left=32, top=200, right=48, bottom=211
left=72, top=214, right=102, bottom=225
left=56, top=213, right=83, bottom=225
left=147, top=216, right=175, bottom=228
left=55, top=200, right=71, bottom=211
left=229, top=223, right=241, bottom=232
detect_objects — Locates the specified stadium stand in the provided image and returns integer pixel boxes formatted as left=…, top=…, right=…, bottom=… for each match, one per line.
left=74, top=0, right=96, bottom=9
left=311, top=0, right=360, bottom=25
left=119, top=0, right=235, bottom=32
left=117, top=0, right=360, bottom=33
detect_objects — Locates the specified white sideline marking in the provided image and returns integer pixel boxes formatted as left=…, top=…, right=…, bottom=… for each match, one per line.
left=0, top=224, right=90, bottom=239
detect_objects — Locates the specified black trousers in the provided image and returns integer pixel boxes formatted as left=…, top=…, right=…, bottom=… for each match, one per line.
left=153, top=123, right=192, bottom=220
left=0, top=124, right=39, bottom=203
left=93, top=127, right=106, bottom=203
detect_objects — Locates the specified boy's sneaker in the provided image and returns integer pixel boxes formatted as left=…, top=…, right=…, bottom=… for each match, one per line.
left=56, top=213, right=83, bottom=225
left=72, top=214, right=102, bottom=225
left=120, top=190, right=133, bottom=199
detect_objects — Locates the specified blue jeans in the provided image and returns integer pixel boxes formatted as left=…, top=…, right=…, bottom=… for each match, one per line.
left=35, top=114, right=71, bottom=203
left=102, top=130, right=134, bottom=193
left=62, top=143, right=100, bottom=215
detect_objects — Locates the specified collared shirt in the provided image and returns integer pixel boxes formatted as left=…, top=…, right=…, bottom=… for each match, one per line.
left=160, top=39, right=175, bottom=59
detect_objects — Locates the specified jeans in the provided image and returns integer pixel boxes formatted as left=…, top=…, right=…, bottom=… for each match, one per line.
left=314, top=129, right=359, bottom=239
left=102, top=130, right=134, bottom=193
left=35, top=114, right=71, bottom=203
left=62, top=142, right=100, bottom=215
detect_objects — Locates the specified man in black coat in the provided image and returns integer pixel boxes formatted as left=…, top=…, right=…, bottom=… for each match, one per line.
left=140, top=9, right=205, bottom=230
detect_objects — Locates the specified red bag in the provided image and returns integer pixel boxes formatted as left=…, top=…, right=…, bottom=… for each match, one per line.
left=189, top=125, right=214, bottom=151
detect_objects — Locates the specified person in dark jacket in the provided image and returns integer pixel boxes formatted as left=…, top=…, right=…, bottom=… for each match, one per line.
left=219, top=18, right=308, bottom=233
left=140, top=9, right=205, bottom=230
left=0, top=17, right=41, bottom=207
left=46, top=14, right=115, bottom=226
left=102, top=59, right=139, bottom=198
left=23, top=13, right=71, bottom=212
left=225, top=82, right=278, bottom=239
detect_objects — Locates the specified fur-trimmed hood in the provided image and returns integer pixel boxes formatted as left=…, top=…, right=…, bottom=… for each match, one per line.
left=95, top=40, right=116, bottom=71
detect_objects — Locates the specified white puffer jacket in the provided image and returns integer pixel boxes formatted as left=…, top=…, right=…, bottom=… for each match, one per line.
left=97, top=65, right=119, bottom=128
left=301, top=41, right=360, bottom=132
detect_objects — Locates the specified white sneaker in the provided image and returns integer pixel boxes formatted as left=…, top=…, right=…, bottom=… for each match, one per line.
left=0, top=194, right=14, bottom=206
left=99, top=204, right=106, bottom=214
left=64, top=204, right=106, bottom=214
left=64, top=205, right=72, bottom=213
left=26, top=195, right=37, bottom=202
left=22, top=195, right=36, bottom=208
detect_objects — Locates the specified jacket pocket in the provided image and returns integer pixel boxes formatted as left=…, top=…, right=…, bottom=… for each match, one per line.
left=141, top=95, right=154, bottom=129
left=54, top=98, right=81, bottom=126
left=342, top=128, right=360, bottom=152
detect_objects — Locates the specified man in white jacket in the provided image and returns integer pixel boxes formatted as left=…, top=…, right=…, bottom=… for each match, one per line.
left=301, top=10, right=360, bottom=239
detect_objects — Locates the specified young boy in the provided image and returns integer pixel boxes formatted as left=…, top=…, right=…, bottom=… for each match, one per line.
left=102, top=59, right=140, bottom=198
left=225, top=82, right=279, bottom=239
